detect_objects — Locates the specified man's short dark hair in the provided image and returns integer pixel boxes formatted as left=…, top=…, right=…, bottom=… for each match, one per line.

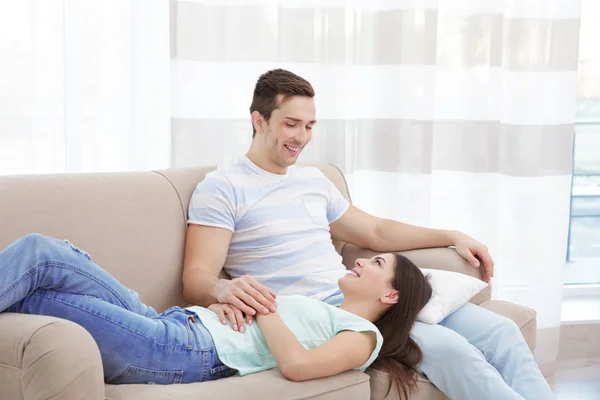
left=250, top=69, right=315, bottom=138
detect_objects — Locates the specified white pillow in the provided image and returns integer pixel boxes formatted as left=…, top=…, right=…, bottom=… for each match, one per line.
left=416, top=268, right=489, bottom=324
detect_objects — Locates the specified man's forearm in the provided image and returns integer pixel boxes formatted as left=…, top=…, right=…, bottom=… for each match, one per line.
left=182, top=266, right=224, bottom=307
left=371, top=218, right=465, bottom=252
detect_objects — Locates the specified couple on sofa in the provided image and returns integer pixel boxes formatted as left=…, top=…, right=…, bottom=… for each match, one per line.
left=0, top=70, right=553, bottom=400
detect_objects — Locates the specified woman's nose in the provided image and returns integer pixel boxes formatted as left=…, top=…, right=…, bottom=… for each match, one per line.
left=355, top=259, right=364, bottom=268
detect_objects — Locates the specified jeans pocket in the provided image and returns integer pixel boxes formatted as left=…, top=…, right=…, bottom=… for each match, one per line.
left=108, top=366, right=184, bottom=385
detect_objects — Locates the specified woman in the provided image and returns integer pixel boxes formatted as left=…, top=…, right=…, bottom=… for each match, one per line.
left=0, top=234, right=431, bottom=398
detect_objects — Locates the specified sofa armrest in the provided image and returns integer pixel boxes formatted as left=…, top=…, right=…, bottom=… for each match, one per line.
left=341, top=244, right=491, bottom=305
left=0, top=313, right=105, bottom=400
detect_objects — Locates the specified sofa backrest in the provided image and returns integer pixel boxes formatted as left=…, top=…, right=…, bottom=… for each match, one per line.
left=0, top=163, right=351, bottom=312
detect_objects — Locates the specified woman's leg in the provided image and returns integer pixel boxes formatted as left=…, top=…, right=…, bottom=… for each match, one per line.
left=1, top=233, right=232, bottom=383
left=0, top=233, right=154, bottom=316
left=440, top=303, right=555, bottom=399
left=412, top=321, right=524, bottom=400
left=10, top=289, right=230, bottom=384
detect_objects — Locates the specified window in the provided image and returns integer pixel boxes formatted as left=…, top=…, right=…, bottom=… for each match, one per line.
left=564, top=0, right=600, bottom=285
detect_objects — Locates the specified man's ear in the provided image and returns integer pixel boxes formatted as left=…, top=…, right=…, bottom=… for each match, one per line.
left=251, top=111, right=266, bottom=135
left=380, top=290, right=399, bottom=306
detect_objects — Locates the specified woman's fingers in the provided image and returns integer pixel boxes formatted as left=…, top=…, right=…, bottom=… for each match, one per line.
left=233, top=307, right=245, bottom=332
left=223, top=305, right=239, bottom=331
left=216, top=307, right=227, bottom=325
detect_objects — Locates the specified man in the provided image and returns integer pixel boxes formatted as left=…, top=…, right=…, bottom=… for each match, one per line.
left=182, top=69, right=553, bottom=399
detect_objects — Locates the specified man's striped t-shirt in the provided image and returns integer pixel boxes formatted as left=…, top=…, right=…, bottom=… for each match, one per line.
left=187, top=156, right=350, bottom=302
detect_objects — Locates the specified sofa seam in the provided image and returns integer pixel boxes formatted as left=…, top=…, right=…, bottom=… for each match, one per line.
left=519, top=311, right=536, bottom=331
left=293, top=376, right=370, bottom=400
left=0, top=362, right=20, bottom=371
left=20, top=320, right=61, bottom=395
left=152, top=170, right=187, bottom=227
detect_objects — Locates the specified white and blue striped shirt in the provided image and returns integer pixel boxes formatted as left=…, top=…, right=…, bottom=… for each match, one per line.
left=188, top=156, right=349, bottom=302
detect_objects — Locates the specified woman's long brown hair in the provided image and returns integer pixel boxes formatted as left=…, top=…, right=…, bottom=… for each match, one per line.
left=372, top=253, right=433, bottom=399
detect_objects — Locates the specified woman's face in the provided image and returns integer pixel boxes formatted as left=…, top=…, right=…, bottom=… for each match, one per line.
left=339, top=253, right=398, bottom=303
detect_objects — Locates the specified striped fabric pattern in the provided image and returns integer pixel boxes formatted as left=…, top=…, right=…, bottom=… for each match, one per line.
left=188, top=156, right=349, bottom=300
left=171, top=0, right=581, bottom=375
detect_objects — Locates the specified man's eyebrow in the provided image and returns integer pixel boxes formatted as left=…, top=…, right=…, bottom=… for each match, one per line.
left=283, top=117, right=317, bottom=124
left=375, top=256, right=387, bottom=264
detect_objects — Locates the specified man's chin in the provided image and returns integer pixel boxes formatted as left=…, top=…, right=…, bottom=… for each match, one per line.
left=281, top=153, right=300, bottom=166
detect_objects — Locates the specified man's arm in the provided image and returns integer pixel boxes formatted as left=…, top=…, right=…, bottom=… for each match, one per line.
left=256, top=311, right=375, bottom=381
left=330, top=205, right=494, bottom=282
left=182, top=225, right=277, bottom=315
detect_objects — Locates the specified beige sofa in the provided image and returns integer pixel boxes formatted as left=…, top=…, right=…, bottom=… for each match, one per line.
left=0, top=164, right=537, bottom=400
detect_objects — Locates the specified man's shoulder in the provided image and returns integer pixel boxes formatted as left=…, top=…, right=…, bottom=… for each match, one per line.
left=197, top=159, right=251, bottom=187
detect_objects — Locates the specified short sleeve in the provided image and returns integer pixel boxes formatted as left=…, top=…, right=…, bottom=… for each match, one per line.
left=325, top=177, right=350, bottom=224
left=188, top=172, right=236, bottom=232
left=335, top=319, right=383, bottom=372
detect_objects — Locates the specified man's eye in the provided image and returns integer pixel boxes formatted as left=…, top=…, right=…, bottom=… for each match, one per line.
left=286, top=123, right=296, bottom=128
left=307, top=126, right=313, bottom=130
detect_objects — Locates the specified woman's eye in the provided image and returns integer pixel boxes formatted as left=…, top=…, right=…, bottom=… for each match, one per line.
left=375, top=259, right=381, bottom=266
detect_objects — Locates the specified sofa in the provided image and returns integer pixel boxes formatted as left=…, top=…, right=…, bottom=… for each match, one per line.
left=0, top=164, right=537, bottom=400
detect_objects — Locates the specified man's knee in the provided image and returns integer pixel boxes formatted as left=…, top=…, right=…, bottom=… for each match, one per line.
left=491, top=317, right=525, bottom=348
left=415, top=325, right=477, bottom=364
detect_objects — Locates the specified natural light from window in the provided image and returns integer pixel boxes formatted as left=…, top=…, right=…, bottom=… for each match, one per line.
left=564, top=0, right=600, bottom=285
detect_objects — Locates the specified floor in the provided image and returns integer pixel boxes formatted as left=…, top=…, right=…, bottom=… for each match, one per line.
left=551, top=358, right=600, bottom=399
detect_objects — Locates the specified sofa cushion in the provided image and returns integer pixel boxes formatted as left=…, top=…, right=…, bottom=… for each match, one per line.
left=0, top=171, right=189, bottom=313
left=105, top=369, right=370, bottom=400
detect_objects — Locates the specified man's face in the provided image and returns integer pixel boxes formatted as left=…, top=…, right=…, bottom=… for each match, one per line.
left=260, top=95, right=316, bottom=169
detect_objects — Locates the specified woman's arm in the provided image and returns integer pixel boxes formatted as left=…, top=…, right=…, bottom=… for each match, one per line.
left=256, top=312, right=376, bottom=382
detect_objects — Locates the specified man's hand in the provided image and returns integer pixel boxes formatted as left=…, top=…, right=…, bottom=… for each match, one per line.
left=452, top=233, right=494, bottom=283
left=213, top=275, right=277, bottom=317
left=208, top=303, right=254, bottom=332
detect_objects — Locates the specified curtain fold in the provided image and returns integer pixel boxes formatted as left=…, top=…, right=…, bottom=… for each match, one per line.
left=0, top=0, right=171, bottom=175
left=171, top=0, right=581, bottom=374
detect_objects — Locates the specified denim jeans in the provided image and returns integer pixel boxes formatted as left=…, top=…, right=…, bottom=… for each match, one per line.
left=0, top=234, right=233, bottom=384
left=412, top=299, right=555, bottom=400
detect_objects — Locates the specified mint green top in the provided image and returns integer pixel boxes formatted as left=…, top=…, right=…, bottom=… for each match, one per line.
left=186, top=295, right=383, bottom=376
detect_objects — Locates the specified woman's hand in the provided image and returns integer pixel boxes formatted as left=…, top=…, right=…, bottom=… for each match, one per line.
left=452, top=233, right=495, bottom=282
left=208, top=303, right=253, bottom=333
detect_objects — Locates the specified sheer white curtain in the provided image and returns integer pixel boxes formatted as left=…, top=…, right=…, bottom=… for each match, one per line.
left=0, top=0, right=170, bottom=175
left=171, top=0, right=581, bottom=373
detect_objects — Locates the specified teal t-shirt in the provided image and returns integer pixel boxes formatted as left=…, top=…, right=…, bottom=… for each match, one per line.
left=186, top=295, right=383, bottom=376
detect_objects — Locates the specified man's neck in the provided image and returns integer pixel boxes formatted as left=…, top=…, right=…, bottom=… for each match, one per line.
left=245, top=149, right=287, bottom=175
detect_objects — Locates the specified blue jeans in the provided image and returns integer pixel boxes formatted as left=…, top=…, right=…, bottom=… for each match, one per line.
left=412, top=299, right=555, bottom=399
left=0, top=234, right=233, bottom=384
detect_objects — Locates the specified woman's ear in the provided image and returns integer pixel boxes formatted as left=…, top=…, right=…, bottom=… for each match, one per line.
left=380, top=290, right=399, bottom=306
left=251, top=111, right=265, bottom=134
